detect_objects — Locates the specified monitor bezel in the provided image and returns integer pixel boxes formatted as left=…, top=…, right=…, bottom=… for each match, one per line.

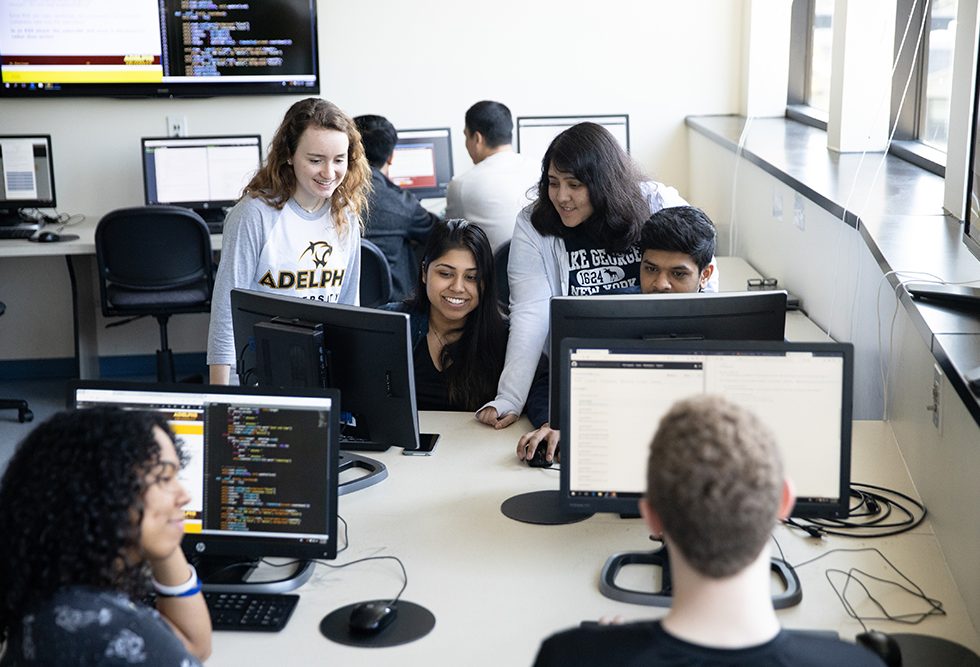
left=67, top=380, right=340, bottom=562
left=548, top=290, right=788, bottom=429
left=230, top=288, right=423, bottom=451
left=391, top=127, right=454, bottom=199
left=515, top=114, right=631, bottom=157
left=557, top=338, right=854, bottom=519
left=0, top=134, right=56, bottom=214
left=140, top=134, right=262, bottom=211
left=964, top=35, right=980, bottom=260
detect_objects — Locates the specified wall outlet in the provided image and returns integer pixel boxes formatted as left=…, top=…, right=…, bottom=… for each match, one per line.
left=772, top=187, right=783, bottom=221
left=167, top=115, right=188, bottom=137
left=793, top=193, right=805, bottom=231
left=929, top=364, right=943, bottom=433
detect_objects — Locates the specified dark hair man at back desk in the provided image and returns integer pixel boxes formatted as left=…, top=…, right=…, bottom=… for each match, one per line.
left=533, top=396, right=884, bottom=666
left=516, top=205, right=717, bottom=463
left=355, top=114, right=441, bottom=302
left=445, top=100, right=538, bottom=252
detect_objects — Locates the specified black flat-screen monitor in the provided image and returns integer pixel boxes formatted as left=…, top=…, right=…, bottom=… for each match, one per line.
left=516, top=114, right=630, bottom=170
left=548, top=291, right=788, bottom=428
left=141, top=135, right=261, bottom=221
left=0, top=135, right=55, bottom=226
left=389, top=128, right=453, bottom=199
left=70, top=381, right=338, bottom=592
left=559, top=338, right=853, bottom=519
left=965, top=42, right=980, bottom=260
left=231, top=288, right=428, bottom=452
left=0, top=1, right=319, bottom=97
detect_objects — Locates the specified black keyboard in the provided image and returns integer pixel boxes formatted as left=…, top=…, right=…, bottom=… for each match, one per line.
left=0, top=227, right=37, bottom=239
left=204, top=591, right=299, bottom=632
left=206, top=221, right=224, bottom=234
left=340, top=436, right=390, bottom=452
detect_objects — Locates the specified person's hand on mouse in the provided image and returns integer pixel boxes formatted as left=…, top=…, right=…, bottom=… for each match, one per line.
left=517, top=423, right=560, bottom=463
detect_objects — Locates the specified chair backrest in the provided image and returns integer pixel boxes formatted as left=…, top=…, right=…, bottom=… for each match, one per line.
left=494, top=240, right=511, bottom=312
left=359, top=238, right=394, bottom=308
left=95, top=205, right=214, bottom=316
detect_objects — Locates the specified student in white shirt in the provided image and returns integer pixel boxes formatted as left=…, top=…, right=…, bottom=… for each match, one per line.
left=207, top=97, right=372, bottom=384
left=446, top=100, right=538, bottom=252
left=476, top=122, right=716, bottom=429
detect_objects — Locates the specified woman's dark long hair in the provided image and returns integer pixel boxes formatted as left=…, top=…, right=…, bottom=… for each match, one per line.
left=407, top=219, right=508, bottom=411
left=0, top=408, right=179, bottom=640
left=529, top=122, right=649, bottom=253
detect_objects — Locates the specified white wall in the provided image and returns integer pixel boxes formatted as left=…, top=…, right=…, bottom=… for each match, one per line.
left=688, top=132, right=887, bottom=420
left=1, top=0, right=745, bottom=363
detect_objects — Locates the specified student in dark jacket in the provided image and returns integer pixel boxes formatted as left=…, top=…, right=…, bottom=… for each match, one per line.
left=385, top=219, right=546, bottom=425
left=355, top=114, right=441, bottom=301
left=533, top=396, right=884, bottom=667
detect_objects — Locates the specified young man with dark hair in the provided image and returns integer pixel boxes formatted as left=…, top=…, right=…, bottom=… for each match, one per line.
left=533, top=396, right=883, bottom=666
left=355, top=114, right=440, bottom=301
left=446, top=100, right=538, bottom=251
left=639, top=205, right=716, bottom=294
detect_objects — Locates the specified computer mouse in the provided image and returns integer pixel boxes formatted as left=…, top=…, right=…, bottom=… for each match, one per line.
left=29, top=230, right=61, bottom=243
left=348, top=601, right=397, bottom=635
left=855, top=630, right=902, bottom=667
left=528, top=442, right=557, bottom=468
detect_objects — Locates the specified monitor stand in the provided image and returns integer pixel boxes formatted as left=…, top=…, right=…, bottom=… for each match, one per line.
left=599, top=546, right=802, bottom=609
left=338, top=451, right=388, bottom=495
left=500, top=489, right=593, bottom=525
left=192, top=555, right=315, bottom=594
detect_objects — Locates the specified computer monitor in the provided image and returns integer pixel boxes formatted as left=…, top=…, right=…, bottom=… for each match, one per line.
left=141, top=135, right=262, bottom=222
left=558, top=338, right=854, bottom=519
left=389, top=128, right=453, bottom=199
left=1, top=0, right=319, bottom=98
left=516, top=114, right=630, bottom=170
left=69, top=381, right=339, bottom=593
left=230, top=288, right=435, bottom=453
left=0, top=135, right=55, bottom=226
left=548, top=291, right=788, bottom=429
left=965, top=48, right=980, bottom=259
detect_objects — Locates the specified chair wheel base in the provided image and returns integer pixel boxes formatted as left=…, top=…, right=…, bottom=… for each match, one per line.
left=19, top=408, right=34, bottom=423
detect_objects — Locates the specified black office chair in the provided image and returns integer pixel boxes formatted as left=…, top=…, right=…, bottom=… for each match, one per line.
left=494, top=240, right=511, bottom=313
left=95, top=206, right=214, bottom=383
left=0, top=301, right=33, bottom=423
left=359, top=238, right=394, bottom=308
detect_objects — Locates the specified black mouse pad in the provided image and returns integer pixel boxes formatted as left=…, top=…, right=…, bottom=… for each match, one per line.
left=500, top=489, right=593, bottom=525
left=893, top=633, right=980, bottom=667
left=320, top=600, right=435, bottom=648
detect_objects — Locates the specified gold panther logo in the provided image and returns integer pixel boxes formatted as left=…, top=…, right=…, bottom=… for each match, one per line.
left=300, top=241, right=334, bottom=268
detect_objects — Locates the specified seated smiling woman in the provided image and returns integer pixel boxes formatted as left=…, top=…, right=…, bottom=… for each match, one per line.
left=385, top=219, right=547, bottom=424
left=0, top=408, right=211, bottom=666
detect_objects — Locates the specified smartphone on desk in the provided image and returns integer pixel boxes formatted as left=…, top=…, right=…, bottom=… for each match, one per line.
left=403, top=433, right=439, bottom=456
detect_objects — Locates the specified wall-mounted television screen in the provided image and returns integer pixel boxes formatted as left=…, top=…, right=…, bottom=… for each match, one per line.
left=0, top=0, right=319, bottom=98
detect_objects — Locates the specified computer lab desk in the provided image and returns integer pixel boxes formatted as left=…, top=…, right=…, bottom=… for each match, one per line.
left=206, top=411, right=980, bottom=666
left=0, top=216, right=223, bottom=377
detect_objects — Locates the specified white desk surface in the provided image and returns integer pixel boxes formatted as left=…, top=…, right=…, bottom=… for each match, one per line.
left=206, top=413, right=980, bottom=666
left=0, top=216, right=223, bottom=258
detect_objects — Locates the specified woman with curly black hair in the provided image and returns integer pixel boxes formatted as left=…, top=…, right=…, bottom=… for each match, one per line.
left=0, top=407, right=211, bottom=665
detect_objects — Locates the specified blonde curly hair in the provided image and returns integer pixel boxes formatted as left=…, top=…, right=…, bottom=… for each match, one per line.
left=245, top=97, right=371, bottom=233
